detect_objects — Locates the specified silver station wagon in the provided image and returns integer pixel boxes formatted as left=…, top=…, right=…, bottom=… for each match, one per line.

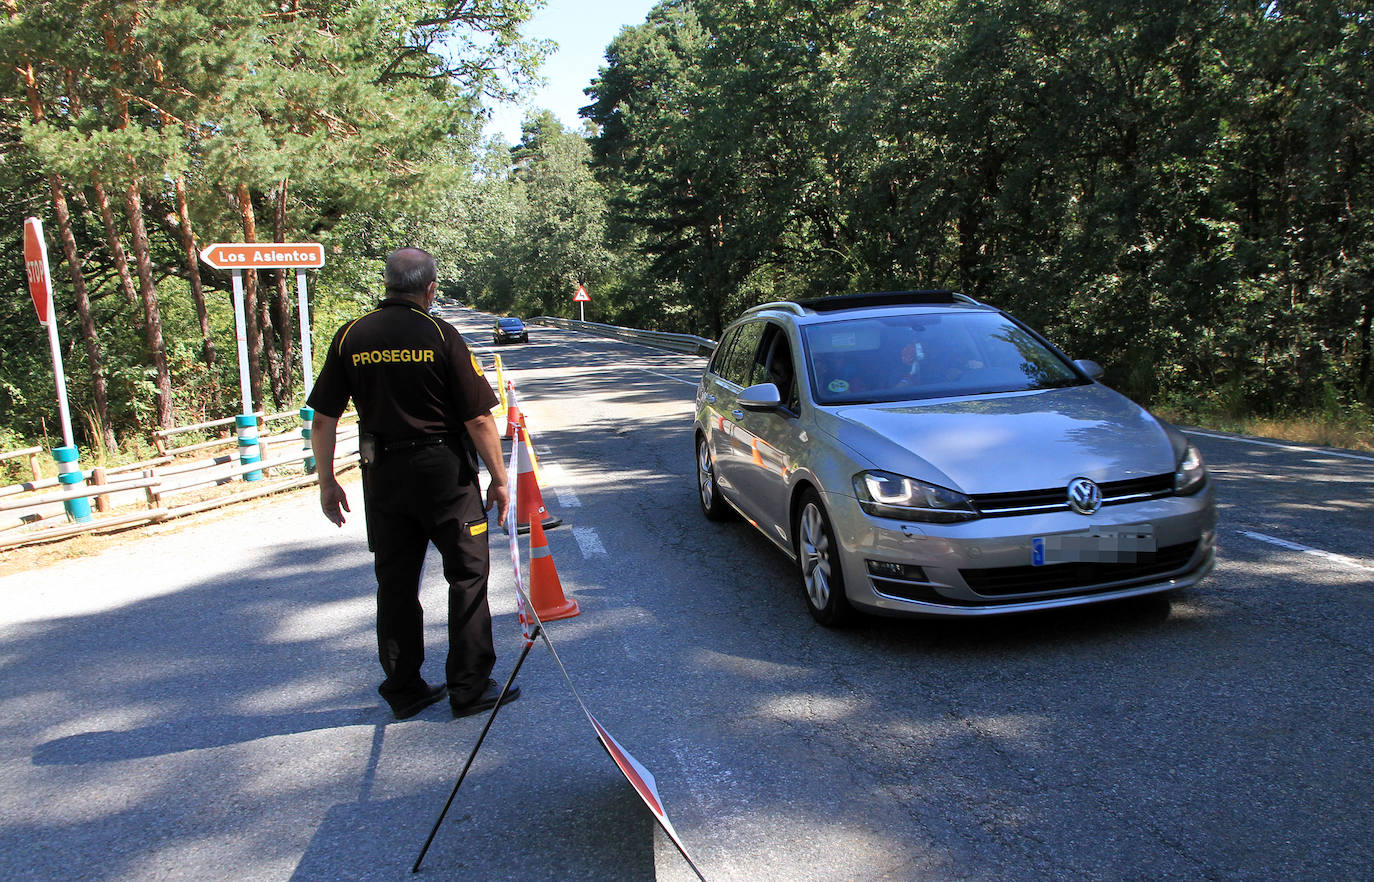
left=693, top=291, right=1216, bottom=625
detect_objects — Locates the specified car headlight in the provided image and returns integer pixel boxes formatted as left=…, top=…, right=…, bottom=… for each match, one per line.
left=853, top=470, right=980, bottom=523
left=1174, top=442, right=1207, bottom=495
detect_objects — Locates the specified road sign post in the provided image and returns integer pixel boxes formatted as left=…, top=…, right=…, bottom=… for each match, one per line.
left=295, top=268, right=316, bottom=473
left=574, top=284, right=590, bottom=323
left=24, top=217, right=91, bottom=523
left=200, top=242, right=325, bottom=480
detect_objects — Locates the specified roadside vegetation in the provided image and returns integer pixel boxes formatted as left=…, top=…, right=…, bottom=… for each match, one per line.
left=2, top=1, right=1370, bottom=463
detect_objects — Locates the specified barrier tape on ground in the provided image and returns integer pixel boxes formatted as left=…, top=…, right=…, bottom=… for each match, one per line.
left=488, top=396, right=706, bottom=880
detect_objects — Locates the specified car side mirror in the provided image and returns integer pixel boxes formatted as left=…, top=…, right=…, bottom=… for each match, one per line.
left=1073, top=359, right=1104, bottom=380
left=738, top=382, right=782, bottom=410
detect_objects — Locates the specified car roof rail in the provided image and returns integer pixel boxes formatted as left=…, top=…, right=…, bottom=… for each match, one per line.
left=741, top=300, right=807, bottom=317
left=797, top=290, right=982, bottom=312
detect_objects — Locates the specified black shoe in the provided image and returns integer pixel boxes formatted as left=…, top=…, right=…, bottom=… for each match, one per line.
left=383, top=681, right=448, bottom=720
left=451, top=679, right=521, bottom=718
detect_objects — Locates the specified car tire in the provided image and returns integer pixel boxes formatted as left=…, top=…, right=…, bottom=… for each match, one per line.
left=795, top=489, right=853, bottom=627
left=696, top=435, right=732, bottom=521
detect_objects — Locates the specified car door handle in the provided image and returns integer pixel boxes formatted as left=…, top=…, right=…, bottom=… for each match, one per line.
left=732, top=410, right=744, bottom=420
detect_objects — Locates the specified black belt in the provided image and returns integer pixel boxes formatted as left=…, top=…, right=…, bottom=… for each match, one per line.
left=382, top=434, right=455, bottom=452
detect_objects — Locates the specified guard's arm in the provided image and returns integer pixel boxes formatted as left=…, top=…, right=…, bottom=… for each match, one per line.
left=465, top=411, right=509, bottom=524
left=312, top=412, right=350, bottom=527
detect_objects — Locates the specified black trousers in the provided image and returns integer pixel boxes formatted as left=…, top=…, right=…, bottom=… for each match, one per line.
left=364, top=443, right=495, bottom=707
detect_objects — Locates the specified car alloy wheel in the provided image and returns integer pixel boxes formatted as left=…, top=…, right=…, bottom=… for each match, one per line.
left=796, top=490, right=852, bottom=626
left=696, top=435, right=731, bottom=521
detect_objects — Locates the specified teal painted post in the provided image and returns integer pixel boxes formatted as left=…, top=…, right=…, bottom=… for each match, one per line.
left=300, top=405, right=315, bottom=474
left=52, top=445, right=92, bottom=523
left=236, top=414, right=263, bottom=482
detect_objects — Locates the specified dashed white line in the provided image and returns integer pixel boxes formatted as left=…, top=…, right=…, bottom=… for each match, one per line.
left=542, top=464, right=581, bottom=508
left=1239, top=530, right=1374, bottom=573
left=573, top=526, right=607, bottom=558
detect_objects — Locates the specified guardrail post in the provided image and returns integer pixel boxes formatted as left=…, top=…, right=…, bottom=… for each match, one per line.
left=52, top=445, right=92, bottom=523
left=143, top=469, right=160, bottom=509
left=91, top=467, right=110, bottom=513
left=300, top=405, right=316, bottom=474
left=235, top=414, right=263, bottom=482
left=27, top=450, right=41, bottom=481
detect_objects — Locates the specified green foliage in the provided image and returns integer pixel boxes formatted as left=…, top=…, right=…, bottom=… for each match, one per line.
left=580, top=0, right=1374, bottom=421
left=4, top=0, right=1370, bottom=456
left=0, top=0, right=544, bottom=450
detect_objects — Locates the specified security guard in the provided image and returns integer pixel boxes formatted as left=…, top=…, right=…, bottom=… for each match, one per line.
left=308, top=247, right=520, bottom=720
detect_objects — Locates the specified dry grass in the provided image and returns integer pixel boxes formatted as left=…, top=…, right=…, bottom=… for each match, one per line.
left=1156, top=407, right=1374, bottom=452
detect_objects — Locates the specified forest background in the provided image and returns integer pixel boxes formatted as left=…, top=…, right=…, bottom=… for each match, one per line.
left=2, top=0, right=1370, bottom=473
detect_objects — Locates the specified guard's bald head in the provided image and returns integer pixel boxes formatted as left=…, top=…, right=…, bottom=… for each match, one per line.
left=384, top=247, right=436, bottom=298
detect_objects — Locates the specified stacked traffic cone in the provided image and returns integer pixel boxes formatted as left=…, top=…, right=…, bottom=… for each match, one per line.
left=521, top=416, right=546, bottom=486
left=515, top=423, right=562, bottom=534
left=482, top=355, right=506, bottom=422
left=494, top=354, right=508, bottom=417
left=526, top=515, right=579, bottom=621
left=503, top=380, right=523, bottom=441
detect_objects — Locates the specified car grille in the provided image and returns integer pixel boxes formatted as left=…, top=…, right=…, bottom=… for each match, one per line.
left=959, top=540, right=1200, bottom=597
left=970, top=474, right=1175, bottom=517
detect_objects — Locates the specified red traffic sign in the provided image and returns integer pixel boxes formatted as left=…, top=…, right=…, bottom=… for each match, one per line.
left=201, top=242, right=325, bottom=270
left=573, top=285, right=590, bottom=302
left=23, top=217, right=53, bottom=325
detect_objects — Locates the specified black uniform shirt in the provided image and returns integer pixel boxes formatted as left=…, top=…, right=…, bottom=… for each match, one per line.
left=307, top=298, right=498, bottom=441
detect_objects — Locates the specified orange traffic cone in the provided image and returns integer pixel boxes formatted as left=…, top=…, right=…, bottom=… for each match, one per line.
left=526, top=515, right=579, bottom=621
left=515, top=423, right=562, bottom=534
left=503, top=380, right=523, bottom=440
left=521, top=416, right=546, bottom=487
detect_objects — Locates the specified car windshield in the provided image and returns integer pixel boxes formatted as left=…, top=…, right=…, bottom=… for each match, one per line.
left=801, top=311, right=1085, bottom=405
left=499, top=319, right=523, bottom=329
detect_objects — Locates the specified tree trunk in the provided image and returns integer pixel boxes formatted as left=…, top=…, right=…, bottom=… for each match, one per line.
left=91, top=179, right=141, bottom=310
left=175, top=177, right=216, bottom=373
left=125, top=179, right=175, bottom=428
left=1358, top=302, right=1372, bottom=403
left=20, top=62, right=117, bottom=451
left=272, top=178, right=296, bottom=405
left=149, top=58, right=216, bottom=377
left=236, top=183, right=266, bottom=411
left=49, top=174, right=117, bottom=452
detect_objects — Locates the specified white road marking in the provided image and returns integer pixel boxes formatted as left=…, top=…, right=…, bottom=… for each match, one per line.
left=640, top=367, right=699, bottom=386
left=573, top=526, right=608, bottom=558
left=1239, top=530, right=1374, bottom=572
left=1186, top=430, right=1374, bottom=464
left=543, top=464, right=581, bottom=508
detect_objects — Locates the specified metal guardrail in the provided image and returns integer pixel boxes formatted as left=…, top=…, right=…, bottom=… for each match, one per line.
left=532, top=316, right=717, bottom=356
left=0, top=413, right=360, bottom=550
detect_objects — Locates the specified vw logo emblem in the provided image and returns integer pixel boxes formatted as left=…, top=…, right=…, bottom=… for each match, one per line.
left=1067, top=478, right=1102, bottom=515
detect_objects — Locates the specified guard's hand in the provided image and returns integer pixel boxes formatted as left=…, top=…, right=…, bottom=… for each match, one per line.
left=485, top=478, right=510, bottom=526
left=319, top=480, right=350, bottom=527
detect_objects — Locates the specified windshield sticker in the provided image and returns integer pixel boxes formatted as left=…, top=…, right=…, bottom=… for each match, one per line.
left=830, top=332, right=857, bottom=349
left=827, top=379, right=850, bottom=393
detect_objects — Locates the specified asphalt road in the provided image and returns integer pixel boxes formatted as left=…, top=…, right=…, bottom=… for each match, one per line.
left=1, top=305, right=1370, bottom=881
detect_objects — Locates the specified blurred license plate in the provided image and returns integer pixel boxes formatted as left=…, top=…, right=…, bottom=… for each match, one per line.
left=1031, top=525, right=1156, bottom=566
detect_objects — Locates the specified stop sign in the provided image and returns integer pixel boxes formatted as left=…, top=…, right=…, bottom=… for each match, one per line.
left=23, top=217, right=53, bottom=325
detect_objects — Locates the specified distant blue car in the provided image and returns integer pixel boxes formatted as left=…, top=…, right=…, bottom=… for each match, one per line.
left=493, top=317, right=529, bottom=345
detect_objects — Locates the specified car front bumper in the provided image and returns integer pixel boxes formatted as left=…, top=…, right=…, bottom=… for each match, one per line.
left=825, top=485, right=1218, bottom=617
